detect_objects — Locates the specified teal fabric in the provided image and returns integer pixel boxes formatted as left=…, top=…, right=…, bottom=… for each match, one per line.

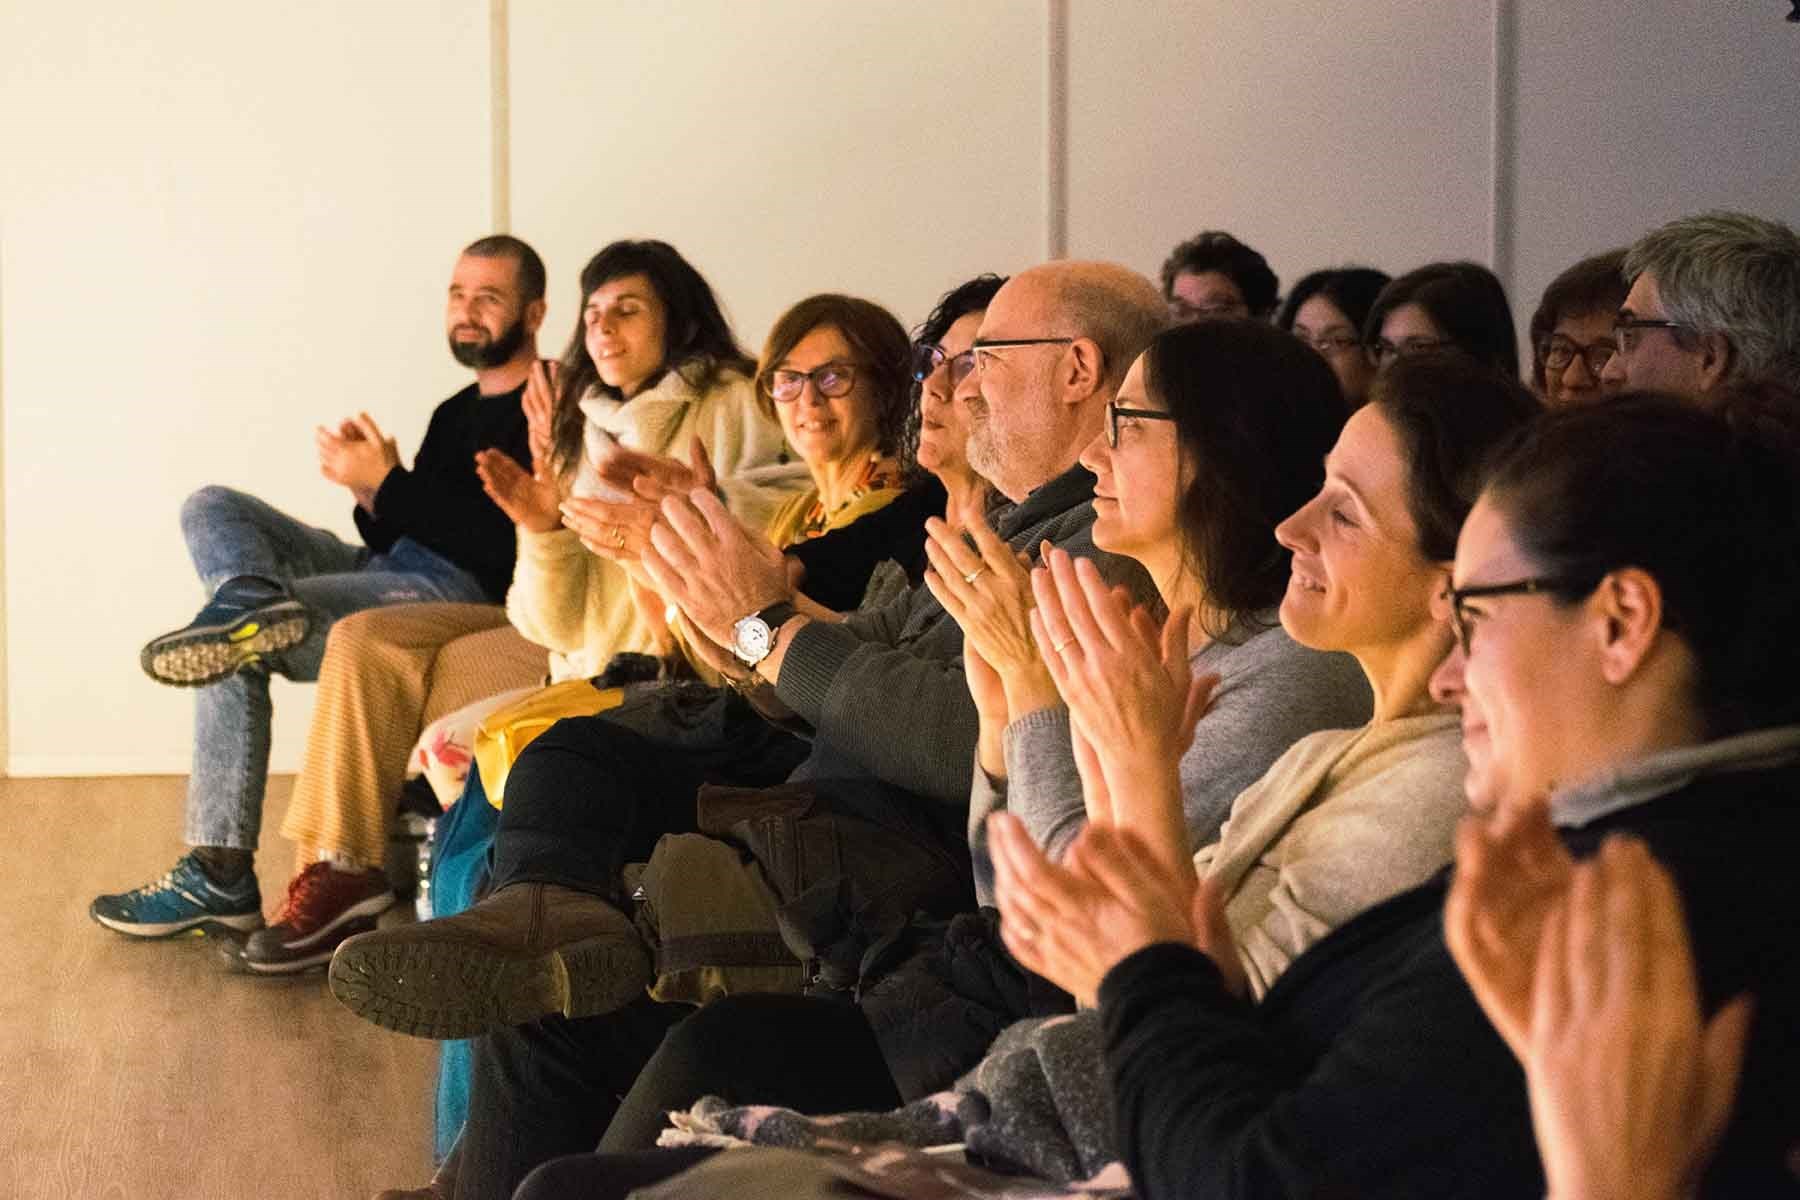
left=429, top=765, right=500, bottom=1162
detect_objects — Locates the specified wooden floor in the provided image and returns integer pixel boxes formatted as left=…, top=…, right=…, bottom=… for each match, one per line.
left=0, top=774, right=437, bottom=1200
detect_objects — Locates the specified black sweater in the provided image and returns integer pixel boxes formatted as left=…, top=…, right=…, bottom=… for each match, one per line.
left=353, top=381, right=528, bottom=602
left=1101, top=760, right=1800, bottom=1199
left=783, top=476, right=946, bottom=613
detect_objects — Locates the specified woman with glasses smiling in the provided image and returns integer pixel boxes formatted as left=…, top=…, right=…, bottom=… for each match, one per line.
left=1527, top=248, right=1628, bottom=407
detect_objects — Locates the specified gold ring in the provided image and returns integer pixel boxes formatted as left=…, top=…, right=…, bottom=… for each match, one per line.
left=963, top=567, right=987, bottom=586
left=1052, top=636, right=1076, bottom=654
left=611, top=526, right=626, bottom=549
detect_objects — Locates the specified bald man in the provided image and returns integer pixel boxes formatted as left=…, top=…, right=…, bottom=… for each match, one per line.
left=342, top=262, right=1168, bottom=1200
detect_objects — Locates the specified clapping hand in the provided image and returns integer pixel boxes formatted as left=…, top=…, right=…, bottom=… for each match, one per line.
left=636, top=487, right=792, bottom=650
left=317, top=412, right=401, bottom=496
left=989, top=813, right=1245, bottom=1006
left=522, top=359, right=560, bottom=469
left=560, top=439, right=717, bottom=562
left=476, top=449, right=560, bottom=532
left=600, top=437, right=718, bottom=501
left=922, top=508, right=1055, bottom=715
left=1444, top=793, right=1575, bottom=1059
left=1519, top=837, right=1751, bottom=1200
left=1028, top=544, right=1217, bottom=865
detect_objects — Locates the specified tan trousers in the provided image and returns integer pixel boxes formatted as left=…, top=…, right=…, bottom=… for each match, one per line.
left=278, top=603, right=547, bottom=869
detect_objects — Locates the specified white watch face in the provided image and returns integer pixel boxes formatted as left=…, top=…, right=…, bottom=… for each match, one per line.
left=733, top=616, right=773, bottom=664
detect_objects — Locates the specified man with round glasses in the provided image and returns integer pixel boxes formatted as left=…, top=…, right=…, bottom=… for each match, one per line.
left=1601, top=211, right=1800, bottom=405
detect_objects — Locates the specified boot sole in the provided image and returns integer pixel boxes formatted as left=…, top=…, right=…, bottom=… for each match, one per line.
left=141, top=604, right=310, bottom=687
left=328, top=936, right=572, bottom=1040
left=558, top=935, right=654, bottom=1020
left=326, top=932, right=650, bottom=1039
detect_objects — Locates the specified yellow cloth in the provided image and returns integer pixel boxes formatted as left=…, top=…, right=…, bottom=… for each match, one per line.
left=472, top=680, right=627, bottom=809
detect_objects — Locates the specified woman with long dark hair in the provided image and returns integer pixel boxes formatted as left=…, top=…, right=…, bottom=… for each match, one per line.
left=248, top=240, right=795, bottom=980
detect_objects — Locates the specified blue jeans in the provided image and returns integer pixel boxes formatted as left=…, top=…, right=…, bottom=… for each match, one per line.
left=180, top=485, right=490, bottom=851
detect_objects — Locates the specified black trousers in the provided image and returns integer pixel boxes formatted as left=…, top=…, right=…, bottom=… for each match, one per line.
left=459, top=994, right=901, bottom=1200
left=489, top=690, right=808, bottom=898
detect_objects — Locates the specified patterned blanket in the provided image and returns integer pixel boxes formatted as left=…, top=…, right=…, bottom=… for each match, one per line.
left=658, top=1009, right=1134, bottom=1197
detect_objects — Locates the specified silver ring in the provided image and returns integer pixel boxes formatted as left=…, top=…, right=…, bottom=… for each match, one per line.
left=963, top=567, right=987, bottom=586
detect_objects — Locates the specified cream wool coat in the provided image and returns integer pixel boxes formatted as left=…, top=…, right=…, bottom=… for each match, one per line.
left=506, top=365, right=808, bottom=680
left=1196, top=710, right=1467, bottom=998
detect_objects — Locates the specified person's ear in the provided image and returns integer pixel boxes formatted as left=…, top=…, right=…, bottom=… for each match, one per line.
left=524, top=297, right=548, bottom=337
left=1592, top=567, right=1664, bottom=685
left=1695, top=330, right=1735, bottom=394
left=1061, top=337, right=1106, bottom=404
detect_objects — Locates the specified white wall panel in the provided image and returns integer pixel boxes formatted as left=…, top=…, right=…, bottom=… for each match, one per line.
left=1510, top=1, right=1800, bottom=336
left=508, top=0, right=1047, bottom=348
left=1065, top=1, right=1499, bottom=297
left=1, top=1, right=491, bottom=774
left=3, top=1, right=1798, bottom=776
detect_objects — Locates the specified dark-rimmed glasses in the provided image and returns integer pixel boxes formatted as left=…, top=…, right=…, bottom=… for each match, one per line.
left=1368, top=336, right=1451, bottom=367
left=1170, top=299, right=1250, bottom=323
left=1294, top=330, right=1362, bottom=356
left=765, top=361, right=858, bottom=402
left=1445, top=575, right=1591, bottom=655
left=910, top=342, right=977, bottom=388
left=1106, top=400, right=1178, bottom=448
left=1612, top=317, right=1693, bottom=356
left=970, top=336, right=1075, bottom=374
left=1538, top=335, right=1618, bottom=376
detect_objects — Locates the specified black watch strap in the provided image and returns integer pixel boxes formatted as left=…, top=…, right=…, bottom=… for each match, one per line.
left=755, top=601, right=798, bottom=629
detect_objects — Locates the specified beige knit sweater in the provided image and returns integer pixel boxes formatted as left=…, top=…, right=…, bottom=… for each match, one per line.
left=1196, top=710, right=1467, bottom=998
left=506, top=367, right=809, bottom=681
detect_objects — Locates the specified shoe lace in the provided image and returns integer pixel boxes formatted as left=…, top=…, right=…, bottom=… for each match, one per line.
left=271, top=860, right=336, bottom=927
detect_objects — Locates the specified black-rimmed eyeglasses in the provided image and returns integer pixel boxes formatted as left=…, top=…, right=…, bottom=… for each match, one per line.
left=1445, top=576, right=1591, bottom=655
left=1612, top=317, right=1694, bottom=356
left=1538, top=335, right=1618, bottom=376
left=1106, top=400, right=1177, bottom=448
left=1368, top=336, right=1451, bottom=367
left=910, top=342, right=977, bottom=388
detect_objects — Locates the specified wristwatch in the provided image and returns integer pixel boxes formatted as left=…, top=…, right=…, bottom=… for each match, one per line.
left=731, top=601, right=798, bottom=667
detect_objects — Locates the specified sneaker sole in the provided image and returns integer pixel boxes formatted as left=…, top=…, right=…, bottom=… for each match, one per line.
left=326, top=932, right=648, bottom=1039
left=242, top=913, right=385, bottom=976
left=140, top=603, right=310, bottom=688
left=90, top=906, right=264, bottom=940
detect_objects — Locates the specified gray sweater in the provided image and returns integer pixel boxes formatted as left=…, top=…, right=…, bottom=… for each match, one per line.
left=969, top=617, right=1372, bottom=906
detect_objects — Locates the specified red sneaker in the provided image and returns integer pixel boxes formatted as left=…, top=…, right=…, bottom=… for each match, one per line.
left=240, top=861, right=395, bottom=974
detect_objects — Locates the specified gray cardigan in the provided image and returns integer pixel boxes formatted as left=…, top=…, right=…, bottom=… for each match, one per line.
left=969, top=617, right=1372, bottom=906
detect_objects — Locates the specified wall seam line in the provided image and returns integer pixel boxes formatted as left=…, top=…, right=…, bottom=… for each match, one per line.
left=1045, top=0, right=1069, bottom=260
left=1489, top=0, right=1517, bottom=289
left=491, top=0, right=512, bottom=232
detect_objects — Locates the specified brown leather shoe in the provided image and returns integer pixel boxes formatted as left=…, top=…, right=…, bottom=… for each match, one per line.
left=327, top=882, right=649, bottom=1039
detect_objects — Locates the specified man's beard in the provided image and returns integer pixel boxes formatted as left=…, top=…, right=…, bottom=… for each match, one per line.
left=448, top=314, right=529, bottom=369
left=963, top=394, right=997, bottom=479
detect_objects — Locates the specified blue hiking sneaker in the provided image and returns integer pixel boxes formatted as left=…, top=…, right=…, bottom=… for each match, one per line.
left=89, top=852, right=264, bottom=939
left=139, top=575, right=310, bottom=687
